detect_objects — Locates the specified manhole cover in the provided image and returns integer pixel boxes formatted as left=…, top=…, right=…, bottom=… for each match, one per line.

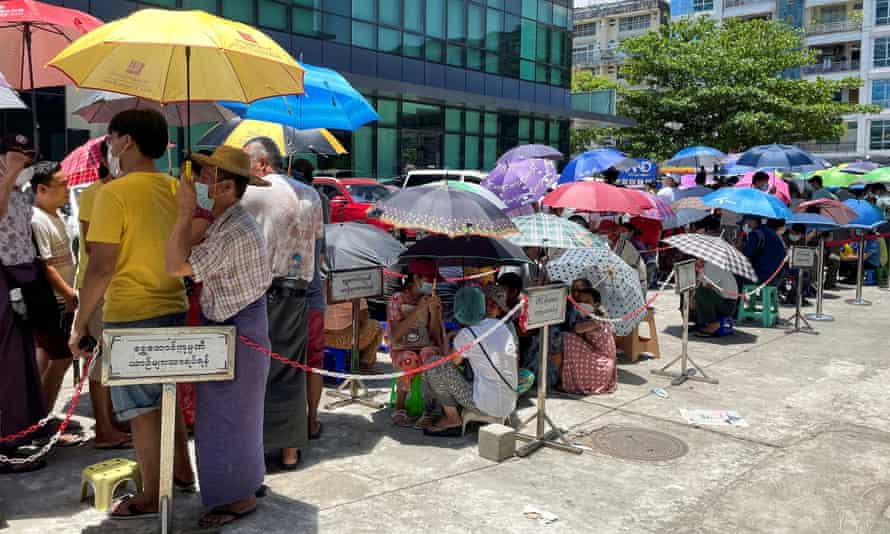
left=584, top=427, right=688, bottom=461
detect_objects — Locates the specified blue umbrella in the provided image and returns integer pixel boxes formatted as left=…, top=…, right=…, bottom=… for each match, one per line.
left=220, top=64, right=379, bottom=132
left=787, top=213, right=838, bottom=231
left=558, top=148, right=635, bottom=184
left=736, top=144, right=822, bottom=173
left=664, top=146, right=725, bottom=169
left=842, top=199, right=885, bottom=229
left=702, top=188, right=792, bottom=219
left=496, top=144, right=562, bottom=166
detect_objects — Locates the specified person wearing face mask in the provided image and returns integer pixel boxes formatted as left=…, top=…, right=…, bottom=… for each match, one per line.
left=751, top=171, right=772, bottom=193
left=0, top=134, right=51, bottom=474
left=691, top=258, right=738, bottom=336
left=70, top=109, right=195, bottom=519
left=387, top=259, right=444, bottom=428
left=241, top=137, right=324, bottom=471
left=741, top=215, right=787, bottom=287
left=165, top=146, right=272, bottom=529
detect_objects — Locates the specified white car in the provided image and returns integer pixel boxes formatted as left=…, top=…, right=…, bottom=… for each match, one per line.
left=402, top=169, right=488, bottom=188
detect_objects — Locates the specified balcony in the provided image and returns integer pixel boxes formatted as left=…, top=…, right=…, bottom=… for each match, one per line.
left=572, top=90, right=618, bottom=115
left=723, top=0, right=773, bottom=9
left=618, top=26, right=651, bottom=38
left=801, top=59, right=860, bottom=75
left=573, top=48, right=625, bottom=67
left=574, top=0, right=660, bottom=21
left=805, top=19, right=862, bottom=36
left=796, top=142, right=857, bottom=153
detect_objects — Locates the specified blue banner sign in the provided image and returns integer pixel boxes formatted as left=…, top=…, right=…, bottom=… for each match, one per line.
left=618, top=159, right=658, bottom=185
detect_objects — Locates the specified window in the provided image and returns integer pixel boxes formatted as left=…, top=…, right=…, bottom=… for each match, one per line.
left=379, top=0, right=401, bottom=27
left=405, top=1, right=423, bottom=32
left=465, top=111, right=481, bottom=133
left=323, top=0, right=350, bottom=17
left=222, top=0, right=253, bottom=22
left=520, top=19, right=536, bottom=59
left=522, top=0, right=537, bottom=19
left=353, top=127, right=373, bottom=177
left=353, top=21, right=377, bottom=49
left=573, top=22, right=596, bottom=37
left=447, top=44, right=464, bottom=65
left=258, top=1, right=288, bottom=30
left=403, top=33, right=424, bottom=58
left=292, top=8, right=321, bottom=36
left=819, top=5, right=847, bottom=24
left=870, top=120, right=890, bottom=150
left=377, top=99, right=398, bottom=126
left=426, top=38, right=443, bottom=61
left=184, top=0, right=217, bottom=11
left=468, top=3, right=484, bottom=48
left=427, top=0, right=445, bottom=37
left=873, top=79, right=890, bottom=108
left=692, top=0, right=713, bottom=11
left=446, top=108, right=462, bottom=132
left=353, top=1, right=375, bottom=21
left=878, top=0, right=890, bottom=26
left=538, top=0, right=552, bottom=24
left=377, top=128, right=398, bottom=179
left=379, top=27, right=402, bottom=53
left=465, top=136, right=480, bottom=169
left=619, top=15, right=650, bottom=32
left=323, top=13, right=350, bottom=44
left=875, top=38, right=890, bottom=68
left=445, top=134, right=461, bottom=168
left=486, top=9, right=503, bottom=51
left=448, top=0, right=467, bottom=41
left=345, top=184, right=390, bottom=202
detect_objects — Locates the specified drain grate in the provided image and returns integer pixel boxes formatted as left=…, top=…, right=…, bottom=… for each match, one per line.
left=582, top=427, right=688, bottom=462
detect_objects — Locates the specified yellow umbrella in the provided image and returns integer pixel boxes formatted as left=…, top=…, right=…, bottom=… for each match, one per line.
left=197, top=118, right=347, bottom=156
left=48, top=8, right=305, bottom=154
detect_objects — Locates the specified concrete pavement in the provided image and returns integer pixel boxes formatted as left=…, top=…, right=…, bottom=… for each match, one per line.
left=2, top=283, right=889, bottom=533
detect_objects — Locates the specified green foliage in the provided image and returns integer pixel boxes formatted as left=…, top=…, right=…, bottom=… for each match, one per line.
left=609, top=17, right=878, bottom=160
left=572, top=70, right=620, bottom=92
left=570, top=70, right=620, bottom=153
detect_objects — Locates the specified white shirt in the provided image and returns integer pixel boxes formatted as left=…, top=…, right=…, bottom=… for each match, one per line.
left=31, top=207, right=74, bottom=303
left=657, top=186, right=677, bottom=203
left=455, top=318, right=518, bottom=418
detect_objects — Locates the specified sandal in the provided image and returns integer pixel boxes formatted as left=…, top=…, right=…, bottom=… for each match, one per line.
left=391, top=409, right=415, bottom=428
left=198, top=506, right=257, bottom=528
left=109, top=496, right=158, bottom=520
left=309, top=421, right=323, bottom=440
left=423, top=425, right=463, bottom=438
left=413, top=414, right=436, bottom=430
left=279, top=449, right=301, bottom=471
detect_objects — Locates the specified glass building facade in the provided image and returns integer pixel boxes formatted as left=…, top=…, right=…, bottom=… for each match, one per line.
left=31, top=0, right=624, bottom=178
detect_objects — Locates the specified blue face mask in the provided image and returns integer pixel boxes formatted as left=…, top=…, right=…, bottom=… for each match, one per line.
left=195, top=182, right=214, bottom=211
left=418, top=281, right=433, bottom=295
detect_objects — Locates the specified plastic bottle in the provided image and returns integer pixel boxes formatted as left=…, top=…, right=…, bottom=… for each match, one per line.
left=9, top=288, right=27, bottom=319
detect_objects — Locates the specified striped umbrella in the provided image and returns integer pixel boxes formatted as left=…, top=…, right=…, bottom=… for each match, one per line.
left=638, top=192, right=675, bottom=221
left=507, top=213, right=606, bottom=249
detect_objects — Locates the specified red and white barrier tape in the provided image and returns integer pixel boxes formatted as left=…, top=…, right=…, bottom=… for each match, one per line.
left=242, top=302, right=522, bottom=381
left=824, top=231, right=890, bottom=248
left=0, top=352, right=96, bottom=465
left=699, top=254, right=789, bottom=299
left=384, top=268, right=502, bottom=283
left=566, top=271, right=675, bottom=324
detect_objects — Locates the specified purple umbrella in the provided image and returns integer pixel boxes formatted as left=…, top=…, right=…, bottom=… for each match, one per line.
left=483, top=159, right=559, bottom=210
left=840, top=160, right=880, bottom=175
left=495, top=144, right=563, bottom=166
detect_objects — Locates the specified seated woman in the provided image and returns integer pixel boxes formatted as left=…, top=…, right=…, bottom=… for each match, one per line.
left=422, top=286, right=518, bottom=437
left=387, top=259, right=444, bottom=428
left=559, top=279, right=617, bottom=395
left=691, top=259, right=737, bottom=336
left=324, top=298, right=383, bottom=372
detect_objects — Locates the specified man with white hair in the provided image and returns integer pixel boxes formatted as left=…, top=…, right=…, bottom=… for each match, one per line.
left=242, top=137, right=323, bottom=470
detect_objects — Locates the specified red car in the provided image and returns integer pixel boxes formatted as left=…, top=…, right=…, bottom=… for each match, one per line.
left=312, top=177, right=402, bottom=235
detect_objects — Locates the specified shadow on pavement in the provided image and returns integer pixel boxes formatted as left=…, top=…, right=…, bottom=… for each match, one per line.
left=661, top=325, right=759, bottom=345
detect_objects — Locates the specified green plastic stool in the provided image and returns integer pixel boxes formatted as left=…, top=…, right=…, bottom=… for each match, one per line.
left=736, top=285, right=779, bottom=327
left=389, top=374, right=424, bottom=418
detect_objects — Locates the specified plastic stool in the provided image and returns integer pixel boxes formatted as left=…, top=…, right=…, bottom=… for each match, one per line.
left=389, top=374, right=425, bottom=418
left=715, top=317, right=734, bottom=337
left=80, top=458, right=142, bottom=511
left=461, top=409, right=511, bottom=436
left=864, top=269, right=876, bottom=286
left=323, top=347, right=350, bottom=386
left=736, top=285, right=779, bottom=327
left=615, top=307, right=660, bottom=363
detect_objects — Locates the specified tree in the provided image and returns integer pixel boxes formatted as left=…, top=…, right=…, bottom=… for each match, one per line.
left=613, top=17, right=878, bottom=161
left=570, top=71, right=620, bottom=154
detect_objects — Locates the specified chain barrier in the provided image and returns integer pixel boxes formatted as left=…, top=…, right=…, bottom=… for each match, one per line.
left=823, top=231, right=890, bottom=248
left=242, top=302, right=522, bottom=381
left=0, top=351, right=96, bottom=465
left=566, top=270, right=675, bottom=324
left=699, top=254, right=789, bottom=299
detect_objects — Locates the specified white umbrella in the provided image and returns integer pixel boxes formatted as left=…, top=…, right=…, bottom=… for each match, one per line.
left=0, top=72, right=27, bottom=110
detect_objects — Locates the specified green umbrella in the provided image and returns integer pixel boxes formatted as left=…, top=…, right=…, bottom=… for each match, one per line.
left=859, top=166, right=890, bottom=184
left=801, top=166, right=859, bottom=188
left=506, top=213, right=606, bottom=249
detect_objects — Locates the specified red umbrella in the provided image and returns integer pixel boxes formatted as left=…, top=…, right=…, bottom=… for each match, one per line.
left=61, top=135, right=105, bottom=187
left=794, top=198, right=858, bottom=225
left=0, top=0, right=102, bottom=145
left=542, top=181, right=647, bottom=215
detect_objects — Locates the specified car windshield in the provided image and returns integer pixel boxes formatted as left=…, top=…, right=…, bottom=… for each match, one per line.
left=346, top=184, right=390, bottom=203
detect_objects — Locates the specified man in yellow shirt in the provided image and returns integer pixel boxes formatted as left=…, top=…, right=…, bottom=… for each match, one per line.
left=70, top=109, right=194, bottom=520
left=75, top=139, right=132, bottom=450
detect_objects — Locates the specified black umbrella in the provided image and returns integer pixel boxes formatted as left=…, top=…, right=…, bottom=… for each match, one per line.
left=323, top=222, right=405, bottom=273
left=398, top=234, right=531, bottom=267
left=374, top=182, right=516, bottom=238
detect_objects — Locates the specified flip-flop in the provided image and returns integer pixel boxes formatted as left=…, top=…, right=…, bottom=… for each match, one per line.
left=93, top=438, right=133, bottom=450
left=309, top=421, right=323, bottom=440
left=198, top=506, right=257, bottom=528
left=423, top=425, right=463, bottom=437
left=413, top=414, right=436, bottom=430
left=109, top=496, right=158, bottom=520
left=174, top=476, right=197, bottom=493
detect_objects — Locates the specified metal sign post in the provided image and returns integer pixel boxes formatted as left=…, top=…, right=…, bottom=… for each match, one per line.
left=846, top=232, right=872, bottom=306
left=805, top=236, right=834, bottom=322
left=102, top=326, right=237, bottom=534
left=786, top=246, right=816, bottom=334
left=651, top=260, right=718, bottom=386
left=325, top=267, right=386, bottom=410
left=515, top=284, right=583, bottom=457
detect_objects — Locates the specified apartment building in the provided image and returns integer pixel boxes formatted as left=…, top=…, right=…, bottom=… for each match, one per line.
left=572, top=0, right=670, bottom=82
left=670, top=0, right=890, bottom=162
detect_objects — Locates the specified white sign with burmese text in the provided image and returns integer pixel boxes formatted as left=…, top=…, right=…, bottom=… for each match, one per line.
left=328, top=267, right=384, bottom=303
left=525, top=284, right=568, bottom=329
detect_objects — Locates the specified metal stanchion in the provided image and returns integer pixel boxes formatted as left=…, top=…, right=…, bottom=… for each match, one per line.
left=515, top=285, right=583, bottom=457
left=326, top=297, right=384, bottom=410
left=846, top=232, right=871, bottom=306
left=650, top=287, right=718, bottom=386
left=806, top=236, right=834, bottom=322
left=786, top=268, right=815, bottom=334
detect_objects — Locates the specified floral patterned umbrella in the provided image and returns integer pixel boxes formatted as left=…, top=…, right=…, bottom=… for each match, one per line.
left=374, top=181, right=517, bottom=238
left=483, top=158, right=558, bottom=210
left=546, top=247, right=646, bottom=336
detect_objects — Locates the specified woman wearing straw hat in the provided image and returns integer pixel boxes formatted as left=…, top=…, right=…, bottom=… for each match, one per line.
left=166, top=145, right=272, bottom=528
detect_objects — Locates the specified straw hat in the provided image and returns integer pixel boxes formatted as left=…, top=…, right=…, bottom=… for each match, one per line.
left=191, top=145, right=270, bottom=187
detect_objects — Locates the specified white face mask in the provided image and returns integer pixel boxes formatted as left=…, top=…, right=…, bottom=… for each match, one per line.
left=14, top=165, right=34, bottom=188
left=742, top=224, right=752, bottom=234
left=107, top=144, right=122, bottom=178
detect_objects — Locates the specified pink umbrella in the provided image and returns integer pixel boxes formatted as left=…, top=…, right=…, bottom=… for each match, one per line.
left=679, top=173, right=716, bottom=187
left=61, top=135, right=105, bottom=187
left=736, top=171, right=791, bottom=205
left=637, top=191, right=675, bottom=221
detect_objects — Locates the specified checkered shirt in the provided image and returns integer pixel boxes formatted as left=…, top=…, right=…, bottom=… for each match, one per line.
left=190, top=203, right=272, bottom=322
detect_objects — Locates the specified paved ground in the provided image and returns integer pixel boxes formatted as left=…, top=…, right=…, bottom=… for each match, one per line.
left=2, top=283, right=889, bottom=533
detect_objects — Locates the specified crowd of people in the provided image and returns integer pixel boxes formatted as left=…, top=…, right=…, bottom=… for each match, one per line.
left=2, top=111, right=889, bottom=528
